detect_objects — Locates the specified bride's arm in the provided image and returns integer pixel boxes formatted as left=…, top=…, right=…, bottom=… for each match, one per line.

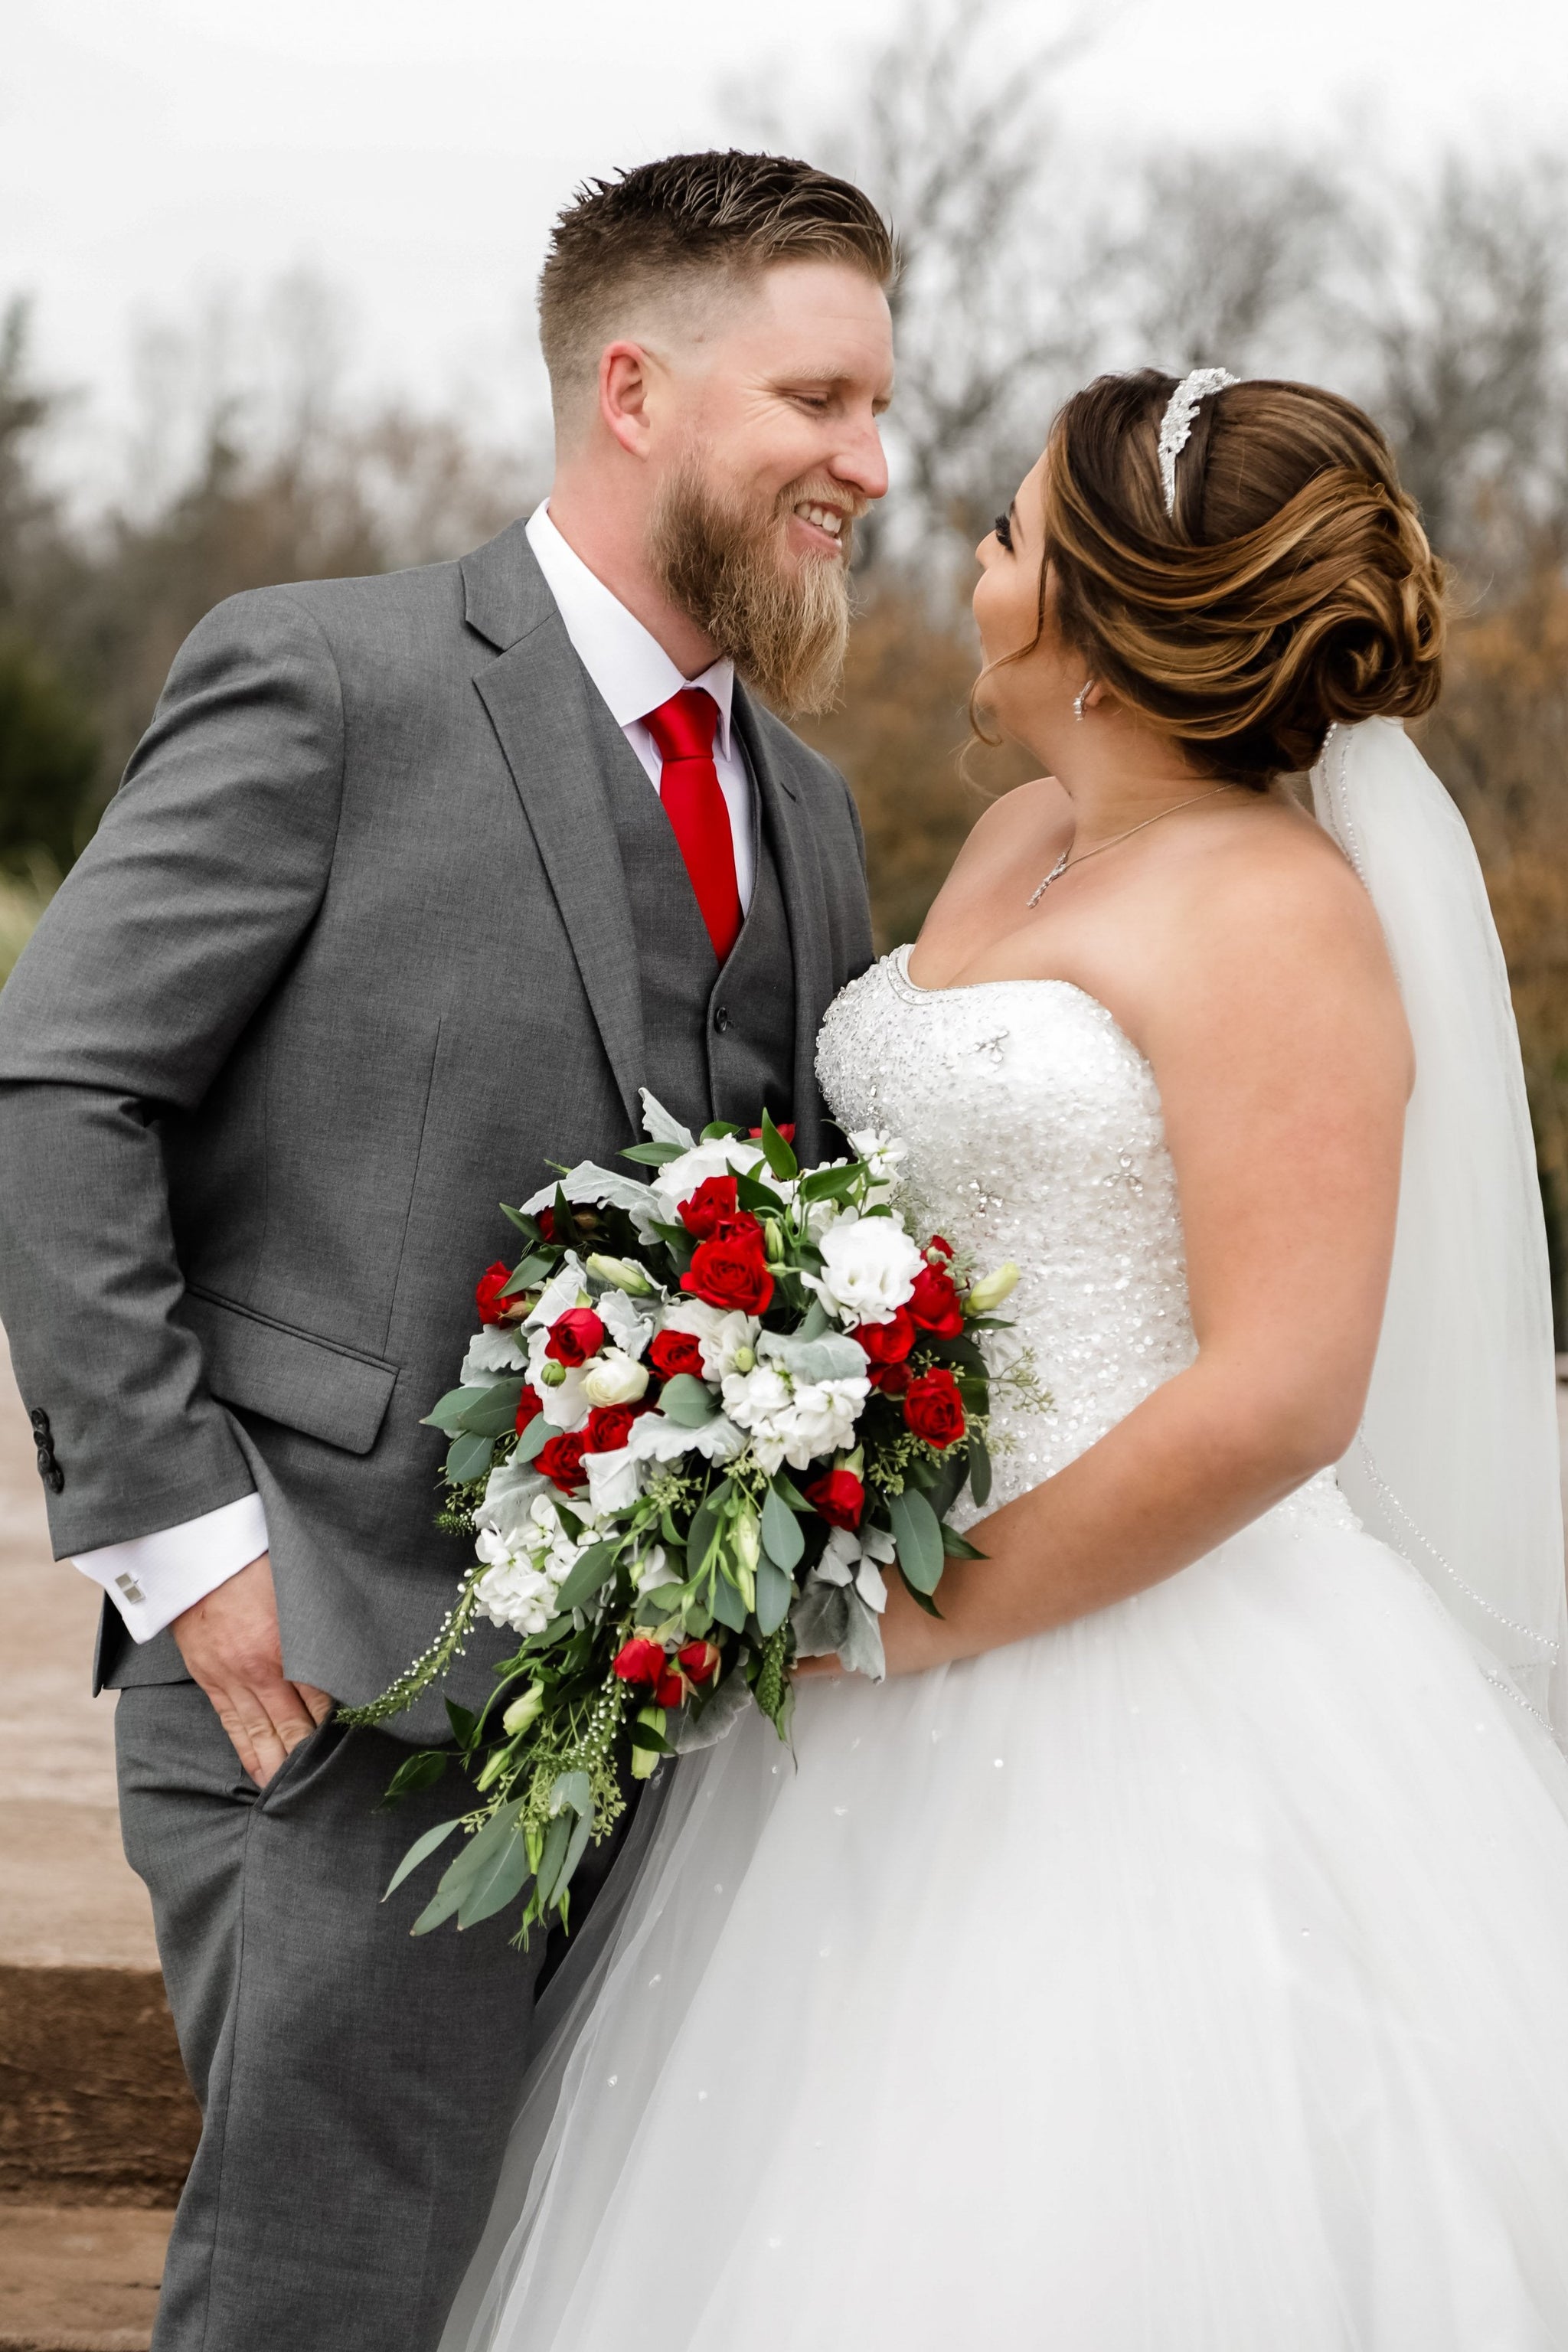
left=876, top=841, right=1412, bottom=1676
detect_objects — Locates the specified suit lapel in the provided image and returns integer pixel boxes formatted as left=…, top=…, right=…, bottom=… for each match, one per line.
left=732, top=686, right=834, bottom=1166
left=463, top=528, right=647, bottom=1135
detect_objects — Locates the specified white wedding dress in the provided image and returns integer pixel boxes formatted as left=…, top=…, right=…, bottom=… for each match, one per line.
left=446, top=727, right=1568, bottom=2351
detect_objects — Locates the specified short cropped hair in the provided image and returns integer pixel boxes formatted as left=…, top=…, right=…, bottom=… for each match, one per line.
left=538, top=149, right=895, bottom=422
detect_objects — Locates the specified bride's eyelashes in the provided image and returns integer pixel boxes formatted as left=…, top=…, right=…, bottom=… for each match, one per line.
left=992, top=511, right=1014, bottom=552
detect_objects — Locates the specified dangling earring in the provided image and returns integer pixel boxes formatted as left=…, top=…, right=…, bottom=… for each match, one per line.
left=1073, top=681, right=1094, bottom=722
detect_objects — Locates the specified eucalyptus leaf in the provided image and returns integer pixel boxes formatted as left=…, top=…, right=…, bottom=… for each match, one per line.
left=422, top=1385, right=485, bottom=1434
left=761, top=1485, right=805, bottom=1570
left=446, top=1430, right=495, bottom=1486
left=550, top=1769, right=592, bottom=1820
left=686, top=1495, right=721, bottom=1579
left=514, top=1415, right=557, bottom=1466
left=410, top=1880, right=468, bottom=1936
left=461, top=1380, right=527, bottom=1439
left=456, top=1827, right=532, bottom=1929
left=382, top=1817, right=461, bottom=1901
left=553, top=1541, right=617, bottom=1612
left=660, top=1374, right=718, bottom=1428
left=889, top=1485, right=945, bottom=1595
left=533, top=1811, right=573, bottom=1909
left=753, top=1557, right=792, bottom=1637
left=967, top=1433, right=993, bottom=1508
left=708, top=1572, right=747, bottom=1633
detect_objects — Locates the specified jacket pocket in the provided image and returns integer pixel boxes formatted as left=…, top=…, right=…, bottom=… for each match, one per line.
left=180, top=1288, right=399, bottom=1455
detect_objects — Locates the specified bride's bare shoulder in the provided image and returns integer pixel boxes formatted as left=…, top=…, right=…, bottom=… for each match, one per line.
left=946, top=777, right=1072, bottom=884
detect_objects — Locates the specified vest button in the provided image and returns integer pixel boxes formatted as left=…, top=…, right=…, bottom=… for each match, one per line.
left=713, top=1004, right=731, bottom=1034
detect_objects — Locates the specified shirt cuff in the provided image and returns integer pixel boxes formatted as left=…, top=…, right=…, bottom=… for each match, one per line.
left=72, top=1492, right=272, bottom=1643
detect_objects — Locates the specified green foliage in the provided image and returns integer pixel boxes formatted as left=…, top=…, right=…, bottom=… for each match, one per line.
left=0, top=637, right=97, bottom=877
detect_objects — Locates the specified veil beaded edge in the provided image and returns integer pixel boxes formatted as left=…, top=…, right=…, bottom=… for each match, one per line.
left=1311, top=718, right=1567, bottom=1738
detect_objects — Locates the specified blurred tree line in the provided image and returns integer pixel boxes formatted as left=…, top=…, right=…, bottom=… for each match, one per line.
left=2, top=0, right=1566, bottom=1329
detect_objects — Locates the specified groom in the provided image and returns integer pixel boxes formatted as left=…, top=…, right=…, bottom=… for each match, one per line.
left=0, top=151, right=890, bottom=2349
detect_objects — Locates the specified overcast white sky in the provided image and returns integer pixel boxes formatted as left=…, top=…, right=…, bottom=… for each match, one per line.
left=8, top=0, right=1565, bottom=483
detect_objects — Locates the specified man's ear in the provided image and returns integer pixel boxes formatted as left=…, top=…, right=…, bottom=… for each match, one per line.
left=599, top=341, right=653, bottom=459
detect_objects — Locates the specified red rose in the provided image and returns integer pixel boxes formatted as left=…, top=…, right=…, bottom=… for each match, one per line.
left=678, top=1639, right=721, bottom=1686
left=926, top=1235, right=956, bottom=1262
left=535, top=1429, right=589, bottom=1492
left=908, top=1262, right=965, bottom=1338
left=583, top=1402, right=642, bottom=1454
left=748, top=1122, right=795, bottom=1142
left=805, top=1468, right=865, bottom=1529
left=678, top=1174, right=740, bottom=1239
left=874, top=1361, right=913, bottom=1398
left=681, top=1230, right=774, bottom=1315
left=545, top=1307, right=606, bottom=1367
left=648, top=1326, right=705, bottom=1380
left=655, top=1669, right=685, bottom=1708
left=514, top=1384, right=544, bottom=1434
left=536, top=1207, right=557, bottom=1243
left=613, top=1637, right=667, bottom=1687
left=902, top=1365, right=966, bottom=1449
left=475, top=1263, right=513, bottom=1325
left=851, top=1305, right=915, bottom=1365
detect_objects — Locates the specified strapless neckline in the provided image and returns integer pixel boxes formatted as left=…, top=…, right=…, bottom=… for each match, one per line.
left=886, top=943, right=1152, bottom=1072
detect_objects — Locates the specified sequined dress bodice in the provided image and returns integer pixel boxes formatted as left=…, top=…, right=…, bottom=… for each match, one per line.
left=818, top=946, right=1352, bottom=1532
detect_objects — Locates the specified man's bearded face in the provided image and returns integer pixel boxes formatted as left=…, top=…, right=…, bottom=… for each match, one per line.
left=649, top=463, right=866, bottom=717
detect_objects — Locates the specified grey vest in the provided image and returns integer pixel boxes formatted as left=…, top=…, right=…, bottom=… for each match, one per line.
left=600, top=737, right=796, bottom=1140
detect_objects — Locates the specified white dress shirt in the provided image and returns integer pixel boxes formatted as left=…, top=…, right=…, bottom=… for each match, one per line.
left=524, top=501, right=755, bottom=908
left=75, top=498, right=755, bottom=1641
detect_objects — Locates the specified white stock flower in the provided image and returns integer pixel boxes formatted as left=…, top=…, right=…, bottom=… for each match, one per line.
left=781, top=1375, right=869, bottom=1466
left=473, top=1491, right=599, bottom=1635
left=657, top=1299, right=760, bottom=1380
left=803, top=1213, right=923, bottom=1326
left=580, top=1348, right=651, bottom=1408
left=847, top=1129, right=908, bottom=1190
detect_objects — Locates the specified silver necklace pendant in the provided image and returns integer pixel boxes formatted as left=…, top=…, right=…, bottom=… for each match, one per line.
left=1027, top=848, right=1070, bottom=908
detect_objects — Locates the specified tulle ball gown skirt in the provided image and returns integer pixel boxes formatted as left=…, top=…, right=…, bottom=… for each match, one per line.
left=464, top=1497, right=1568, bottom=2352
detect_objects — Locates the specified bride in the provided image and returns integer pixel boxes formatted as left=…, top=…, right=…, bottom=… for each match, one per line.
left=442, top=369, right=1568, bottom=2349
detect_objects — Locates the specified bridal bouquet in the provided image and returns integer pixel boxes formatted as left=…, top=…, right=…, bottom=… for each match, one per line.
left=346, top=1097, right=1019, bottom=1944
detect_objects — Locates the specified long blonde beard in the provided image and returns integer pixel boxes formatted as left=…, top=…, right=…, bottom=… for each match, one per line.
left=649, top=465, right=855, bottom=717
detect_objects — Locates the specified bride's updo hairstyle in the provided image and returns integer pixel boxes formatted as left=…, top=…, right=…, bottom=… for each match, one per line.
left=1037, top=371, right=1448, bottom=784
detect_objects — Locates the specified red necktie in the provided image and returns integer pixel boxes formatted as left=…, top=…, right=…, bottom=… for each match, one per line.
left=643, top=688, right=743, bottom=963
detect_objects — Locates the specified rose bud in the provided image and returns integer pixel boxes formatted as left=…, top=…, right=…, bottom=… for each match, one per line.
left=612, top=1636, right=668, bottom=1687
left=586, top=1252, right=657, bottom=1297
left=655, top=1668, right=685, bottom=1709
left=580, top=1348, right=651, bottom=1408
left=678, top=1174, right=740, bottom=1240
left=475, top=1263, right=513, bottom=1325
left=874, top=1362, right=913, bottom=1397
left=966, top=1262, right=1021, bottom=1315
left=908, top=1260, right=965, bottom=1338
left=851, top=1305, right=915, bottom=1365
left=805, top=1468, right=865, bottom=1529
left=648, top=1326, right=706, bottom=1381
left=514, top=1384, right=544, bottom=1434
left=545, top=1306, right=606, bottom=1366
left=901, top=1364, right=966, bottom=1449
left=535, top=1207, right=557, bottom=1243
left=539, top=1361, right=567, bottom=1388
left=678, top=1639, right=721, bottom=1685
left=535, top=1429, right=589, bottom=1492
left=583, top=1402, right=642, bottom=1454
left=630, top=1705, right=665, bottom=1779
left=748, top=1122, right=795, bottom=1142
left=680, top=1230, right=774, bottom=1316
left=501, top=1683, right=546, bottom=1737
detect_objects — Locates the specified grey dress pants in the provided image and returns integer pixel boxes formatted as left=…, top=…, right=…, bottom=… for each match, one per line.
left=116, top=1681, right=639, bottom=2352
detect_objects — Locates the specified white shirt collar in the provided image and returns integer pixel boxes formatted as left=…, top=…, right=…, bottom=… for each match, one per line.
left=524, top=501, right=735, bottom=760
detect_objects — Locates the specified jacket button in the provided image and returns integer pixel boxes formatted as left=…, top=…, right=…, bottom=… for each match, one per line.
left=713, top=1004, right=731, bottom=1034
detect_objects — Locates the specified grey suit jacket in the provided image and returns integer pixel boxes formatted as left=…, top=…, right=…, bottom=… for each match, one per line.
left=0, top=521, right=874, bottom=1720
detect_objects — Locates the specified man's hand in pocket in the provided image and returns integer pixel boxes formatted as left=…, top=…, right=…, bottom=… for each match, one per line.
left=172, top=1552, right=334, bottom=1786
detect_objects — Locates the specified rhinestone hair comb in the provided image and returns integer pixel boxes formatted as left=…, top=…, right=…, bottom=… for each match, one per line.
left=1157, top=368, right=1239, bottom=517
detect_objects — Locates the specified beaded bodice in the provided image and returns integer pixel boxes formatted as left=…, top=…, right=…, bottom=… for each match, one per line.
left=818, top=946, right=1354, bottom=1535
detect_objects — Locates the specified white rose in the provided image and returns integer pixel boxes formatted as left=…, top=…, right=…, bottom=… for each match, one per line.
left=778, top=1374, right=869, bottom=1467
left=804, top=1213, right=924, bottom=1325
left=580, top=1348, right=652, bottom=1407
